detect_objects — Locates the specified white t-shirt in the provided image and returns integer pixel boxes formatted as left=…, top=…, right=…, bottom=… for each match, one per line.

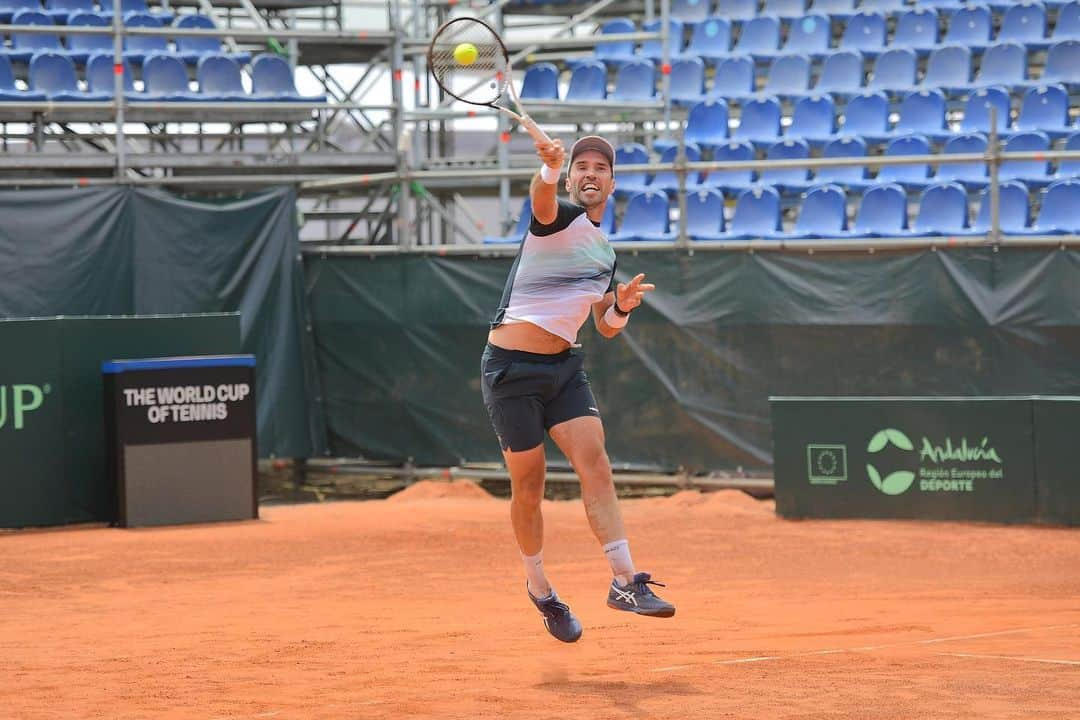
left=491, top=198, right=618, bottom=344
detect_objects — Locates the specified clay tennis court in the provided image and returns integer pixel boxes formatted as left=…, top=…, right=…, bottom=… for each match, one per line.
left=3, top=481, right=1078, bottom=719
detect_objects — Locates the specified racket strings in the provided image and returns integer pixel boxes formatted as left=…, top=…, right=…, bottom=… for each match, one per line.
left=429, top=19, right=511, bottom=106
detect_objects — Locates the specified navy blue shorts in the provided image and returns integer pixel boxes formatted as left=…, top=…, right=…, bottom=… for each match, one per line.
left=480, top=343, right=600, bottom=452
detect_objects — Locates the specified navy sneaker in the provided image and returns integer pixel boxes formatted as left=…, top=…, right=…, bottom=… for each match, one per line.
left=607, top=572, right=676, bottom=618
left=528, top=586, right=583, bottom=643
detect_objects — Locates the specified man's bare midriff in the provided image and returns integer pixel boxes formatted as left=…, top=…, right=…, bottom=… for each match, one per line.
left=488, top=321, right=571, bottom=355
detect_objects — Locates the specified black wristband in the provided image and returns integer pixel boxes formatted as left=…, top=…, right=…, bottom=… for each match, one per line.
left=613, top=299, right=631, bottom=317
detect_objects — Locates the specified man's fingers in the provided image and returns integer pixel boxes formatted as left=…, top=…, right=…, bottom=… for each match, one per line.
left=638, top=283, right=656, bottom=292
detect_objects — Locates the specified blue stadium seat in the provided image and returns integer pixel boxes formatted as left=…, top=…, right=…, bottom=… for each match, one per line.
left=651, top=143, right=705, bottom=194
left=966, top=180, right=1031, bottom=234
left=613, top=143, right=651, bottom=198
left=780, top=184, right=848, bottom=238
left=594, top=18, right=637, bottom=66
left=782, top=15, right=830, bottom=57
left=670, top=56, right=707, bottom=105
left=813, top=49, right=864, bottom=96
left=483, top=197, right=531, bottom=244
left=251, top=54, right=325, bottom=101
left=10, top=11, right=65, bottom=64
left=868, top=47, right=917, bottom=95
left=686, top=188, right=727, bottom=240
left=565, top=60, right=607, bottom=101
left=718, top=185, right=782, bottom=239
left=672, top=0, right=712, bottom=25
left=1041, top=41, right=1080, bottom=90
left=706, top=139, right=757, bottom=190
left=759, top=138, right=812, bottom=190
left=811, top=0, right=856, bottom=19
left=197, top=54, right=254, bottom=100
left=1055, top=2, right=1080, bottom=40
left=840, top=12, right=887, bottom=56
left=959, top=86, right=1012, bottom=134
left=1018, top=179, right=1080, bottom=233
left=733, top=16, right=781, bottom=59
left=972, top=42, right=1027, bottom=89
left=142, top=53, right=197, bottom=100
left=612, top=60, right=656, bottom=101
left=609, top=190, right=674, bottom=241
left=878, top=134, right=934, bottom=188
left=520, top=63, right=559, bottom=100
left=1055, top=132, right=1080, bottom=180
left=30, top=51, right=109, bottom=100
left=762, top=54, right=811, bottom=98
left=860, top=0, right=905, bottom=13
left=734, top=95, right=782, bottom=147
left=847, top=183, right=908, bottom=237
left=710, top=55, right=755, bottom=99
left=44, top=0, right=95, bottom=24
left=684, top=17, right=732, bottom=62
left=0, top=53, right=46, bottom=99
left=0, top=0, right=41, bottom=24
left=936, top=133, right=989, bottom=188
left=1000, top=131, right=1053, bottom=185
left=906, top=182, right=970, bottom=236
left=716, top=0, right=759, bottom=22
left=87, top=53, right=136, bottom=98
left=786, top=94, right=836, bottom=144
left=839, top=91, right=890, bottom=138
left=817, top=136, right=873, bottom=188
left=176, top=14, right=250, bottom=65
left=1013, top=84, right=1070, bottom=138
left=764, top=0, right=806, bottom=17
left=123, top=13, right=168, bottom=64
left=66, top=12, right=112, bottom=64
left=997, top=1, right=1048, bottom=47
left=941, top=5, right=992, bottom=49
left=891, top=89, right=947, bottom=142
left=894, top=8, right=940, bottom=55
left=923, top=44, right=971, bottom=93
left=600, top=199, right=617, bottom=235
left=640, top=19, right=685, bottom=62
left=100, top=0, right=172, bottom=23
left=685, top=98, right=730, bottom=150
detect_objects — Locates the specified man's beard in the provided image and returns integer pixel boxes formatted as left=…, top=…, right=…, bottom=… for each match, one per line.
left=570, top=183, right=605, bottom=208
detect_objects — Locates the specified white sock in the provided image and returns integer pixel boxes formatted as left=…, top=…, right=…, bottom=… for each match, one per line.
left=603, top=539, right=635, bottom=586
left=522, top=550, right=552, bottom=598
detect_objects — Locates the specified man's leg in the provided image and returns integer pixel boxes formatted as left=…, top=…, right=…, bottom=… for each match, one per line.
left=504, top=443, right=549, bottom=595
left=550, top=415, right=676, bottom=618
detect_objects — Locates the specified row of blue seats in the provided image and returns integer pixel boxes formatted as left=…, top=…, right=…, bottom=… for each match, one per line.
left=614, top=131, right=1079, bottom=195
left=0, top=51, right=323, bottom=101
left=0, top=11, right=246, bottom=65
left=485, top=179, right=1078, bottom=242
left=587, top=5, right=1079, bottom=67
left=672, top=89, right=1077, bottom=149
left=666, top=0, right=1076, bottom=24
left=0, top=0, right=167, bottom=23
left=606, top=180, right=1079, bottom=239
left=522, top=42, right=1080, bottom=103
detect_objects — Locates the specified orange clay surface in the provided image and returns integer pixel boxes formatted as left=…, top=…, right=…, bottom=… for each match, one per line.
left=2, top=481, right=1078, bottom=719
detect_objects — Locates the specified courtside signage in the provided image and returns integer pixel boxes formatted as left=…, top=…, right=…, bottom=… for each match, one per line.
left=772, top=398, right=1037, bottom=523
left=0, top=383, right=51, bottom=431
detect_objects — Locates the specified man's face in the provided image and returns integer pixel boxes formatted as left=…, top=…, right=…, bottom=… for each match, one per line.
left=565, top=149, right=615, bottom=209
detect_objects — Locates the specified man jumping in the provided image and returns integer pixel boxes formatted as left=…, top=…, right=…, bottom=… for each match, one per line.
left=480, top=134, right=675, bottom=643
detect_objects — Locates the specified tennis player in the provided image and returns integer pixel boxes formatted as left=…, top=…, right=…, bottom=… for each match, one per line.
left=480, top=135, right=675, bottom=643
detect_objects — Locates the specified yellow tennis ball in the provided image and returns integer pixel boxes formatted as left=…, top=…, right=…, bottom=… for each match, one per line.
left=454, top=42, right=479, bottom=66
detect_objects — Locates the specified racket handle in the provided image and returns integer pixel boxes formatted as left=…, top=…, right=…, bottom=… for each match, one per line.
left=517, top=114, right=552, bottom=145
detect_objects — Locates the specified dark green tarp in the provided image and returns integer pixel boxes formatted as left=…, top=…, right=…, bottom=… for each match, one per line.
left=305, top=248, right=1080, bottom=471
left=0, top=186, right=325, bottom=459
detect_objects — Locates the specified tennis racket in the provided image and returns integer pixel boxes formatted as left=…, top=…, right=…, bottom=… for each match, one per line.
left=427, top=16, right=553, bottom=145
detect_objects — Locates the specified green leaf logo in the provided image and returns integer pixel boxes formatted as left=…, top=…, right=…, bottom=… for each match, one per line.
left=865, top=429, right=916, bottom=496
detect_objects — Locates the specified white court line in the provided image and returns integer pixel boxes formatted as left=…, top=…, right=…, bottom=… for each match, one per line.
left=648, top=623, right=1080, bottom=673
left=937, top=652, right=1080, bottom=667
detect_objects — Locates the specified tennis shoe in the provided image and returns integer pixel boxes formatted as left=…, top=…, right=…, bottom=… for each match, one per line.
left=607, top=572, right=676, bottom=618
left=528, top=586, right=583, bottom=643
